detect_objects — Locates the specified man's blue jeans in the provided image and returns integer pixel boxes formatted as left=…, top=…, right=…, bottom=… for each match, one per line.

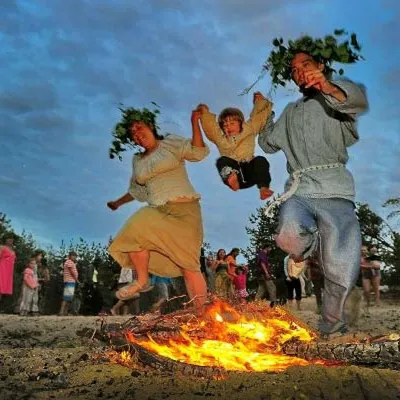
left=275, top=196, right=361, bottom=333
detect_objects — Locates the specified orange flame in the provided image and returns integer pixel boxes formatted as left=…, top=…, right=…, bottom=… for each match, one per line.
left=107, top=350, right=134, bottom=367
left=126, top=301, right=324, bottom=372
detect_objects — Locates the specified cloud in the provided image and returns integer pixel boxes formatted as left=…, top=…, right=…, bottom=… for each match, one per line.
left=0, top=84, right=59, bottom=114
left=0, top=0, right=399, bottom=254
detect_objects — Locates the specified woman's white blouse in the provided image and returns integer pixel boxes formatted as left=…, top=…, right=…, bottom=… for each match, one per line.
left=128, top=134, right=209, bottom=206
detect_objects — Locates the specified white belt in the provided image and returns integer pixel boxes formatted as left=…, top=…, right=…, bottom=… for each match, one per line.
left=264, top=163, right=345, bottom=217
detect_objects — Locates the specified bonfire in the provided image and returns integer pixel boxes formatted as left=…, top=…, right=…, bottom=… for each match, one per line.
left=98, top=300, right=399, bottom=376
left=104, top=301, right=330, bottom=373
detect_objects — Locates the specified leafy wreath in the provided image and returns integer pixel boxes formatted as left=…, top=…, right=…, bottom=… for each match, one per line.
left=109, top=103, right=160, bottom=160
left=244, top=29, right=364, bottom=93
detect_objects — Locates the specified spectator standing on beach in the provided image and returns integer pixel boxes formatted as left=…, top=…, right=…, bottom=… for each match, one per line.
left=59, top=251, right=79, bottom=316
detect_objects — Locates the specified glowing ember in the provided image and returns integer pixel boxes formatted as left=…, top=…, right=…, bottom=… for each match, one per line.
left=126, top=301, right=324, bottom=372
left=108, top=350, right=134, bottom=367
left=120, top=350, right=132, bottom=364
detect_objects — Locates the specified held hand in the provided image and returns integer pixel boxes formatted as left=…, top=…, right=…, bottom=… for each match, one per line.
left=196, top=104, right=209, bottom=114
left=191, top=109, right=202, bottom=124
left=107, top=200, right=119, bottom=211
left=253, top=91, right=265, bottom=103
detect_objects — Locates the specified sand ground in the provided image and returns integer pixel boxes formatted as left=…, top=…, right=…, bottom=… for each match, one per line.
left=0, top=294, right=399, bottom=400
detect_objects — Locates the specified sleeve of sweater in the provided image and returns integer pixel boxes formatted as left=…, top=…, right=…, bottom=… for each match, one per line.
left=199, top=112, right=223, bottom=146
left=246, top=98, right=273, bottom=135
left=323, top=80, right=368, bottom=115
left=322, top=80, right=368, bottom=147
left=258, top=108, right=289, bottom=154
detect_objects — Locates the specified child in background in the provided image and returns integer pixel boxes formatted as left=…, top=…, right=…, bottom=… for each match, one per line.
left=233, top=265, right=249, bottom=302
left=19, top=258, right=39, bottom=316
left=196, top=92, right=273, bottom=200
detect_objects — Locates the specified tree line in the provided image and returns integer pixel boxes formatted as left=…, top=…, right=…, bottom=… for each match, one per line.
left=242, top=198, right=400, bottom=288
left=0, top=213, right=120, bottom=314
left=0, top=197, right=398, bottom=313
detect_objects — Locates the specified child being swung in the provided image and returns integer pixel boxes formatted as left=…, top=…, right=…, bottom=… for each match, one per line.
left=196, top=92, right=273, bottom=200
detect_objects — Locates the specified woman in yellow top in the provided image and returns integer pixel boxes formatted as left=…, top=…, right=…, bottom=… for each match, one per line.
left=284, top=255, right=305, bottom=310
left=107, top=106, right=210, bottom=310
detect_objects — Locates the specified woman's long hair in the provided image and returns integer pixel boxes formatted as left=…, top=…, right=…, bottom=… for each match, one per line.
left=216, top=249, right=226, bottom=261
left=227, top=248, right=240, bottom=259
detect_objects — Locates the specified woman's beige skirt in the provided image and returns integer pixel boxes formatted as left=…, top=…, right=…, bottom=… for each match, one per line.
left=108, top=200, right=203, bottom=277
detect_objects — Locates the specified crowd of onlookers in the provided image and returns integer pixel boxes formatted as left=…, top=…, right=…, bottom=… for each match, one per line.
left=0, top=234, right=53, bottom=316
left=0, top=231, right=384, bottom=317
left=200, top=242, right=383, bottom=315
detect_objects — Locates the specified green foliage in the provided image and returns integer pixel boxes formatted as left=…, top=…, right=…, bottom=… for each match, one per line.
left=243, top=201, right=400, bottom=290
left=0, top=214, right=38, bottom=312
left=202, top=242, right=212, bottom=254
left=109, top=102, right=161, bottom=161
left=357, top=203, right=385, bottom=245
left=384, top=232, right=400, bottom=286
left=0, top=214, right=121, bottom=315
left=43, top=237, right=121, bottom=313
left=0, top=213, right=17, bottom=242
left=263, top=30, right=364, bottom=88
left=355, top=202, right=399, bottom=286
left=383, top=197, right=400, bottom=221
left=242, top=200, right=286, bottom=281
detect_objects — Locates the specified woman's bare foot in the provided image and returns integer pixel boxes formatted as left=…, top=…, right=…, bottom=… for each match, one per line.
left=227, top=173, right=240, bottom=191
left=116, top=281, right=149, bottom=301
left=260, top=187, right=274, bottom=200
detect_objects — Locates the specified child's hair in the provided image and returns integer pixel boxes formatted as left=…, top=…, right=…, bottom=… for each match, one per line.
left=236, top=266, right=245, bottom=274
left=218, top=108, right=245, bottom=131
left=28, top=257, right=36, bottom=266
left=216, top=264, right=228, bottom=274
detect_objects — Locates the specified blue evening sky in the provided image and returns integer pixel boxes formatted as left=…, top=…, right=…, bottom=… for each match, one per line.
left=1, top=0, right=399, bottom=262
